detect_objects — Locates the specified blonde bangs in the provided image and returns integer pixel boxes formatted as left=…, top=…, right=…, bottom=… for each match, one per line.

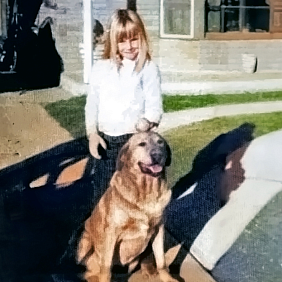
left=116, top=20, right=140, bottom=43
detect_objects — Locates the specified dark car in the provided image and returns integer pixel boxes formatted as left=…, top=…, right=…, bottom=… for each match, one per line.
left=0, top=0, right=63, bottom=93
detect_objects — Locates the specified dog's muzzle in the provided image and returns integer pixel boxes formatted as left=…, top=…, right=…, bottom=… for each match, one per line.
left=138, top=161, right=164, bottom=177
left=138, top=149, right=166, bottom=177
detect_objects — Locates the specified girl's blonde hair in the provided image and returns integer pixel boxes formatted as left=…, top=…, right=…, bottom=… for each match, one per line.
left=103, top=9, right=151, bottom=73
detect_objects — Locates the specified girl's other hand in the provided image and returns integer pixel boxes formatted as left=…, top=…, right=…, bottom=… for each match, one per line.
left=88, top=133, right=107, bottom=159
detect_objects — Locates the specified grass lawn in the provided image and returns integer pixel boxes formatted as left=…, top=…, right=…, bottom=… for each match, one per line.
left=164, top=112, right=282, bottom=187
left=163, top=91, right=282, bottom=112
left=44, top=94, right=282, bottom=186
left=165, top=114, right=282, bottom=282
left=44, top=91, right=282, bottom=138
left=45, top=95, right=87, bottom=138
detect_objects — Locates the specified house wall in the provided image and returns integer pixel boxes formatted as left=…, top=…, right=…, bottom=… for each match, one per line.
left=135, top=0, right=206, bottom=72
left=134, top=0, right=282, bottom=73
left=35, top=1, right=282, bottom=86
left=93, top=0, right=127, bottom=29
left=198, top=39, right=282, bottom=72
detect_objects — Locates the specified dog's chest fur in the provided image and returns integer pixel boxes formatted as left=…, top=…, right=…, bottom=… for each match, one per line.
left=109, top=177, right=171, bottom=265
left=113, top=174, right=171, bottom=222
left=140, top=186, right=171, bottom=217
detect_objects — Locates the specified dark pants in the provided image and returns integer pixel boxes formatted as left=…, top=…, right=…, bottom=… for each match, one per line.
left=91, top=132, right=133, bottom=202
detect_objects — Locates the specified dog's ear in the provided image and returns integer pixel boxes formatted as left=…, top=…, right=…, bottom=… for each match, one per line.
left=165, top=142, right=172, bottom=167
left=116, top=143, right=130, bottom=171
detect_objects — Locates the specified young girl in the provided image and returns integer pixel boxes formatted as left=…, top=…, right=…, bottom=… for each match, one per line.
left=85, top=9, right=163, bottom=198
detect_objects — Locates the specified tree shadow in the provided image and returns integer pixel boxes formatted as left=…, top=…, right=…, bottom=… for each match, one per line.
left=164, top=122, right=255, bottom=275
left=0, top=137, right=101, bottom=281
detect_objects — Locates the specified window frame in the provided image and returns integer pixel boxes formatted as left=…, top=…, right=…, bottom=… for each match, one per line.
left=160, top=0, right=195, bottom=39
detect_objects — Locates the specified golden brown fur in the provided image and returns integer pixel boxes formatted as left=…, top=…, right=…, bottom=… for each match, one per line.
left=77, top=132, right=177, bottom=282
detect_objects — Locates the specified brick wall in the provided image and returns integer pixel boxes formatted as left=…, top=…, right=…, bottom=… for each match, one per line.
left=137, top=0, right=159, bottom=35
left=151, top=39, right=282, bottom=73
left=93, top=0, right=127, bottom=28
left=199, top=40, right=282, bottom=72
left=37, top=0, right=84, bottom=82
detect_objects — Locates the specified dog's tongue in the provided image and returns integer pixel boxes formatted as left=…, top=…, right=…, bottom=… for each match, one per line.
left=148, top=164, right=163, bottom=173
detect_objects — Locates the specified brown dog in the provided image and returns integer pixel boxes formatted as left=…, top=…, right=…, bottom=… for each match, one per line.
left=77, top=132, right=177, bottom=282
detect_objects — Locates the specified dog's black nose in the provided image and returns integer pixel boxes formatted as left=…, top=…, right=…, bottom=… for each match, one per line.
left=150, top=150, right=162, bottom=164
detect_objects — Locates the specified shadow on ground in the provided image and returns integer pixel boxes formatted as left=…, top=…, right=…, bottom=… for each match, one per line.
left=0, top=123, right=255, bottom=281
left=0, top=137, right=94, bottom=281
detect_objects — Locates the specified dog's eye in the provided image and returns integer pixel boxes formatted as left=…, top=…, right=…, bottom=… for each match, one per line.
left=139, top=142, right=146, bottom=147
left=157, top=139, right=164, bottom=145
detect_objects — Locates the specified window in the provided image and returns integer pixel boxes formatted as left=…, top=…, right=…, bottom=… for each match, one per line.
left=160, top=0, right=194, bottom=39
left=206, top=0, right=270, bottom=34
left=221, top=0, right=270, bottom=33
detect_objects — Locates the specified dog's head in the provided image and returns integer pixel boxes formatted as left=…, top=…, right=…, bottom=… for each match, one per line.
left=117, top=132, right=171, bottom=177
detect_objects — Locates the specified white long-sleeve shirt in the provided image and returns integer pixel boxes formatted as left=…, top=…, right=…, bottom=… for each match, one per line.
left=85, top=58, right=163, bottom=137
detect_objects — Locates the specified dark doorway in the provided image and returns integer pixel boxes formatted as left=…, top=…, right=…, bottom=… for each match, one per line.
left=127, top=0, right=137, bottom=12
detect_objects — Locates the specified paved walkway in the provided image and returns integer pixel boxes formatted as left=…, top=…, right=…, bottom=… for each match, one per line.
left=158, top=101, right=282, bottom=133
left=190, top=129, right=282, bottom=281
left=0, top=87, right=73, bottom=169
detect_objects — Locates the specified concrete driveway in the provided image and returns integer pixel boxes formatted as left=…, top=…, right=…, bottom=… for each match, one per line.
left=0, top=87, right=73, bottom=169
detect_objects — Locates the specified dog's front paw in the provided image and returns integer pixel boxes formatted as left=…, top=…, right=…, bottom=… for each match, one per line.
left=98, top=272, right=111, bottom=282
left=136, top=118, right=151, bottom=132
left=141, top=262, right=158, bottom=279
left=85, top=275, right=99, bottom=282
left=158, top=269, right=179, bottom=282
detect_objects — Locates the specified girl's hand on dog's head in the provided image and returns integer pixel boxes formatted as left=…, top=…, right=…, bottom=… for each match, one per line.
left=136, top=118, right=150, bottom=132
left=88, top=133, right=107, bottom=159
left=136, top=118, right=158, bottom=132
